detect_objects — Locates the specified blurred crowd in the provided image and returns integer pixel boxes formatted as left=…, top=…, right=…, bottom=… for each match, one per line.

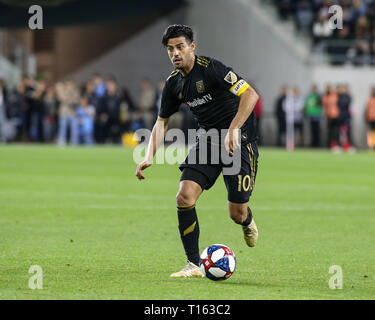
left=1, top=75, right=375, bottom=150
left=274, top=83, right=375, bottom=151
left=0, top=75, right=198, bottom=145
left=271, top=0, right=375, bottom=65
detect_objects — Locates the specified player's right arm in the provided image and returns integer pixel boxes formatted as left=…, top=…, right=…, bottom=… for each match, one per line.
left=135, top=116, right=169, bottom=180
left=135, top=75, right=180, bottom=180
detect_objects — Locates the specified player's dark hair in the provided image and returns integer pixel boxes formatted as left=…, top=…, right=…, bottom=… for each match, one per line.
left=162, top=24, right=194, bottom=47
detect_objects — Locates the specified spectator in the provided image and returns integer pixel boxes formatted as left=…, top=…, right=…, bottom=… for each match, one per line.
left=322, top=85, right=340, bottom=151
left=305, top=84, right=322, bottom=148
left=351, top=0, right=368, bottom=21
left=76, top=96, right=95, bottom=145
left=96, top=79, right=122, bottom=144
left=156, top=80, right=183, bottom=130
left=275, top=85, right=287, bottom=147
left=138, top=78, right=156, bottom=130
left=92, top=73, right=107, bottom=98
left=29, top=79, right=47, bottom=142
left=355, top=14, right=370, bottom=39
left=341, top=0, right=356, bottom=29
left=155, top=80, right=164, bottom=113
left=84, top=80, right=101, bottom=110
left=254, top=92, right=263, bottom=145
left=56, top=81, right=80, bottom=146
left=318, top=0, right=334, bottom=18
left=312, top=13, right=333, bottom=45
left=283, top=87, right=305, bottom=147
left=327, top=25, right=351, bottom=65
left=274, top=0, right=294, bottom=20
left=366, top=86, right=375, bottom=150
left=0, top=79, right=8, bottom=105
left=353, top=39, right=371, bottom=65
left=296, top=0, right=314, bottom=34
left=0, top=79, right=20, bottom=142
left=23, top=76, right=36, bottom=141
left=337, top=83, right=353, bottom=151
left=0, top=79, right=7, bottom=141
left=270, top=0, right=375, bottom=66
left=43, top=85, right=59, bottom=143
left=6, top=81, right=27, bottom=141
left=119, top=87, right=135, bottom=133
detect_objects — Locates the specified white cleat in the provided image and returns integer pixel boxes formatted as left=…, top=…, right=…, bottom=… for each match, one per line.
left=170, top=261, right=204, bottom=278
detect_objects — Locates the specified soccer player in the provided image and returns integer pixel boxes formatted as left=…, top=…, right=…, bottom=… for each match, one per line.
left=135, top=25, right=260, bottom=278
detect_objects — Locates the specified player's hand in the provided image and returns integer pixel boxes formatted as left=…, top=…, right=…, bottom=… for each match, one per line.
left=135, top=160, right=152, bottom=180
left=224, top=128, right=240, bottom=156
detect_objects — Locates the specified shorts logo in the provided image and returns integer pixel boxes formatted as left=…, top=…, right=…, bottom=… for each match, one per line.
left=196, top=80, right=205, bottom=93
left=224, top=71, right=237, bottom=85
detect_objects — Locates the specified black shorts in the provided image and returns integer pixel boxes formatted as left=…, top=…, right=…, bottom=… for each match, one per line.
left=179, top=140, right=259, bottom=204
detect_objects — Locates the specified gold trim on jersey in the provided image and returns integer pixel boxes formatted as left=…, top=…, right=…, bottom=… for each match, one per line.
left=166, top=69, right=179, bottom=81
left=196, top=56, right=210, bottom=67
left=246, top=143, right=256, bottom=191
left=197, top=56, right=210, bottom=63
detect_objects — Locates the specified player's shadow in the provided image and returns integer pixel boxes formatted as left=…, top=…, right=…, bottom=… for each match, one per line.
left=218, top=279, right=280, bottom=289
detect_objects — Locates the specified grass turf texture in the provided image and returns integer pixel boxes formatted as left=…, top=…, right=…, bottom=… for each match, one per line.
left=0, top=145, right=374, bottom=300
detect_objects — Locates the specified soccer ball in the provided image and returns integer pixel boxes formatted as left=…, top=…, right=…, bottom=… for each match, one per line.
left=200, top=244, right=236, bottom=281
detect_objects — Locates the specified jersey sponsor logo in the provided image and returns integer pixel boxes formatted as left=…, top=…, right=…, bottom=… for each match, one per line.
left=185, top=94, right=212, bottom=108
left=229, top=79, right=249, bottom=96
left=224, top=71, right=238, bottom=85
left=196, top=80, right=205, bottom=93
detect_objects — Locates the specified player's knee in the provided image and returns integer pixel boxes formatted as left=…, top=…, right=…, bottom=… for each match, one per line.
left=176, top=190, right=196, bottom=208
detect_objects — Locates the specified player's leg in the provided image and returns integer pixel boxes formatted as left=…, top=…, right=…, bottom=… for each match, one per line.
left=171, top=167, right=216, bottom=278
left=228, top=201, right=250, bottom=224
left=228, top=201, right=258, bottom=247
left=171, top=139, right=222, bottom=277
left=176, top=178, right=203, bottom=266
left=223, top=141, right=259, bottom=247
left=170, top=178, right=204, bottom=278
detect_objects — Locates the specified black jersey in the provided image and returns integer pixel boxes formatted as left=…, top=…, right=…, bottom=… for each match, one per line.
left=159, top=55, right=258, bottom=142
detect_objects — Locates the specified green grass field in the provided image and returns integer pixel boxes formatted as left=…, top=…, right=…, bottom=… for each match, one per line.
left=0, top=145, right=374, bottom=300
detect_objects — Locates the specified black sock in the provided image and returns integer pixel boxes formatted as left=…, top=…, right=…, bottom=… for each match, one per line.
left=177, top=205, right=200, bottom=266
left=241, top=207, right=253, bottom=226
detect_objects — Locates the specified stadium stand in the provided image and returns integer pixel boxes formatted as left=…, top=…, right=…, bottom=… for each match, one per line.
left=269, top=0, right=375, bottom=66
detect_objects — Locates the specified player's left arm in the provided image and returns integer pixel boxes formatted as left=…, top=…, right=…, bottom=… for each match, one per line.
left=209, top=59, right=259, bottom=155
left=226, top=86, right=259, bottom=155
